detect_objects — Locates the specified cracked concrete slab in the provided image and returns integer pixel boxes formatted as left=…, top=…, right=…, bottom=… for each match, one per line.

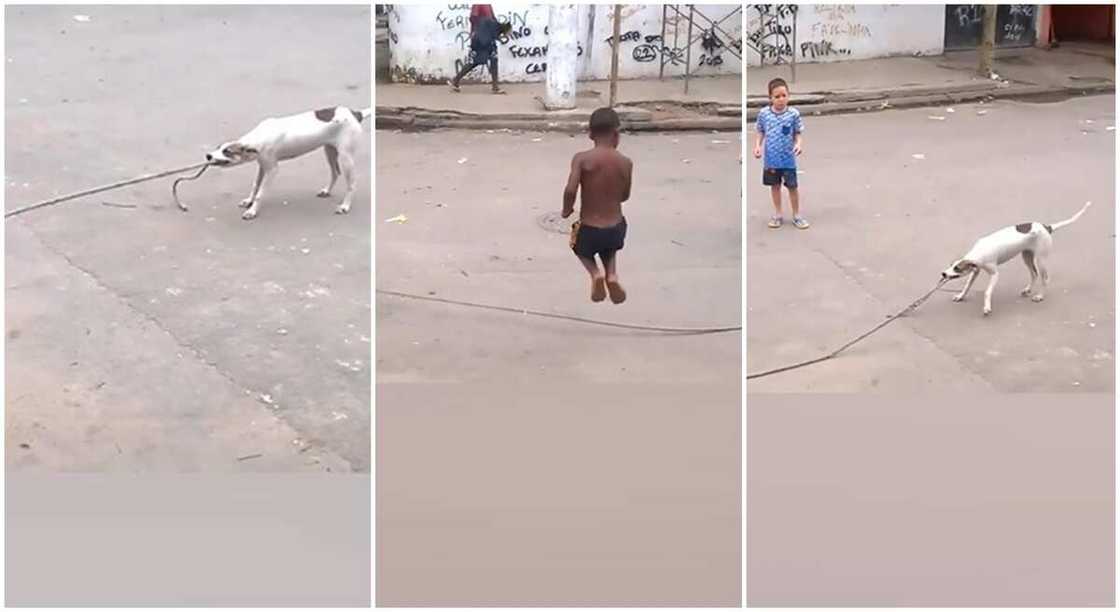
left=747, top=249, right=993, bottom=392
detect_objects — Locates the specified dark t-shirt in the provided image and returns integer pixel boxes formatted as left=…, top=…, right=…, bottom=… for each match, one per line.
left=471, top=17, right=500, bottom=51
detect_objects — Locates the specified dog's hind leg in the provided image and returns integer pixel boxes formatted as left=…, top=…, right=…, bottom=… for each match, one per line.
left=1032, top=256, right=1049, bottom=302
left=953, top=269, right=979, bottom=302
left=334, top=149, right=355, bottom=215
left=1020, top=251, right=1038, bottom=297
left=318, top=145, right=340, bottom=197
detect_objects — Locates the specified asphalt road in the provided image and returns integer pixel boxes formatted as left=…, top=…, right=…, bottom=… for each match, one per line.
left=746, top=95, right=1115, bottom=392
left=5, top=6, right=372, bottom=472
left=376, top=129, right=742, bottom=605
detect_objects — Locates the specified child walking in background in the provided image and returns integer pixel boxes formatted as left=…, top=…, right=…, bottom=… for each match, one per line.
left=753, top=77, right=808, bottom=229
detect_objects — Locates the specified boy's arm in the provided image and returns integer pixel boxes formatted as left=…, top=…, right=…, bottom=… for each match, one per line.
left=793, top=112, right=804, bottom=155
left=621, top=156, right=633, bottom=202
left=562, top=154, right=581, bottom=218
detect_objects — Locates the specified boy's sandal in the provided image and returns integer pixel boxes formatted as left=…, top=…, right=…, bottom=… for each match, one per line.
left=793, top=217, right=810, bottom=229
left=767, top=216, right=783, bottom=229
left=448, top=80, right=460, bottom=93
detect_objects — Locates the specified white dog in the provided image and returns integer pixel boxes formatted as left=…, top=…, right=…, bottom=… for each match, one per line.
left=941, top=201, right=1092, bottom=316
left=205, top=106, right=370, bottom=220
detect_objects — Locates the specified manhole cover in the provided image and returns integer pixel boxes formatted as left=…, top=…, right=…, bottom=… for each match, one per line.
left=537, top=211, right=572, bottom=234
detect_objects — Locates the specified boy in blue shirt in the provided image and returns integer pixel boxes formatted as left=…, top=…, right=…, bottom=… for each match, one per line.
left=753, top=77, right=808, bottom=229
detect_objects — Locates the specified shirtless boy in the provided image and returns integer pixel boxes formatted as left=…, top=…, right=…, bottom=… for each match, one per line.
left=562, top=107, right=633, bottom=304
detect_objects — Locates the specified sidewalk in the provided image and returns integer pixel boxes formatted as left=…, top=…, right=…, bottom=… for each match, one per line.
left=376, top=74, right=742, bottom=132
left=746, top=43, right=1114, bottom=120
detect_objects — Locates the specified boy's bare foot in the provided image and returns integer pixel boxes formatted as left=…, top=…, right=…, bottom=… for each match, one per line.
left=591, top=277, right=607, bottom=302
left=606, top=279, right=626, bottom=304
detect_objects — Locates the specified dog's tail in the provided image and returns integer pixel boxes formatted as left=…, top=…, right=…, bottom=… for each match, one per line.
left=1047, top=201, right=1092, bottom=233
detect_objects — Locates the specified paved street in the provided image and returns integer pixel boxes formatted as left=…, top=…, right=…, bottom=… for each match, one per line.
left=376, top=129, right=741, bottom=605
left=377, top=129, right=741, bottom=384
left=747, top=94, right=1115, bottom=392
left=5, top=6, right=372, bottom=471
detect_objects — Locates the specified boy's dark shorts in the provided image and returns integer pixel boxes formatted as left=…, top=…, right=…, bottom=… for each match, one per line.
left=571, top=217, right=627, bottom=260
left=763, top=167, right=798, bottom=188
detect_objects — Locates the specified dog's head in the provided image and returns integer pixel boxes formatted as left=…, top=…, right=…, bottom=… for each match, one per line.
left=941, top=259, right=977, bottom=280
left=205, top=141, right=258, bottom=167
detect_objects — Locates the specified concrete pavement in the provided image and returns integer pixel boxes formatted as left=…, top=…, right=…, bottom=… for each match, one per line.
left=746, top=95, right=1114, bottom=392
left=747, top=43, right=1114, bottom=119
left=5, top=6, right=372, bottom=472
left=377, top=75, right=742, bottom=132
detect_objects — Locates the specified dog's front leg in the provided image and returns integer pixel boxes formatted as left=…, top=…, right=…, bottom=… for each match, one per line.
left=953, top=269, right=979, bottom=302
left=242, top=162, right=277, bottom=221
left=240, top=167, right=263, bottom=208
left=982, top=268, right=999, bottom=316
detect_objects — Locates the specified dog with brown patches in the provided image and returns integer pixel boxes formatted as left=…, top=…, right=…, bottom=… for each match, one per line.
left=205, top=105, right=371, bottom=220
left=941, top=201, right=1092, bottom=316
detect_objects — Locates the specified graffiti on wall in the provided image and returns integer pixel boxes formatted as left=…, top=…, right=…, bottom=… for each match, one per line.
left=800, top=4, right=870, bottom=59
left=745, top=4, right=798, bottom=64
left=605, top=29, right=685, bottom=67
left=747, top=4, right=875, bottom=63
left=391, top=4, right=741, bottom=83
left=1003, top=4, right=1034, bottom=42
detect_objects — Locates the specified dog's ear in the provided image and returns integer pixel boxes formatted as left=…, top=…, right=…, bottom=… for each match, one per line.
left=953, top=260, right=977, bottom=273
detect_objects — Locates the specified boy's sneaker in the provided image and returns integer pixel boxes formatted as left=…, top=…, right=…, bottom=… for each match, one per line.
left=767, top=216, right=783, bottom=229
left=793, top=216, right=810, bottom=230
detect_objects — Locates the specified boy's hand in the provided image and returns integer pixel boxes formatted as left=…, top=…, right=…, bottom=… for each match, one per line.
left=752, top=145, right=762, bottom=159
left=793, top=142, right=802, bottom=156
left=561, top=206, right=573, bottom=219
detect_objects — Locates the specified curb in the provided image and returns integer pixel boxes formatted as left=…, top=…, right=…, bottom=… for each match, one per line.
left=745, top=83, right=1114, bottom=121
left=376, top=108, right=742, bottom=132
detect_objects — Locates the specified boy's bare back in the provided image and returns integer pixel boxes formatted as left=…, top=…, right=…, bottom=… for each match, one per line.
left=572, top=146, right=632, bottom=227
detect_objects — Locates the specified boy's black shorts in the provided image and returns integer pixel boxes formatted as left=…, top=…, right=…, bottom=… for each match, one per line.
left=762, top=167, right=798, bottom=188
left=571, top=217, right=627, bottom=261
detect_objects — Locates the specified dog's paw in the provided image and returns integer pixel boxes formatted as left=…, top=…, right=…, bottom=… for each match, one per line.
left=952, top=294, right=965, bottom=303
left=1020, top=288, right=1032, bottom=297
left=317, top=189, right=331, bottom=198
left=239, top=198, right=254, bottom=208
left=1031, top=294, right=1045, bottom=303
left=334, top=204, right=351, bottom=215
left=983, top=306, right=992, bottom=316
left=241, top=208, right=258, bottom=220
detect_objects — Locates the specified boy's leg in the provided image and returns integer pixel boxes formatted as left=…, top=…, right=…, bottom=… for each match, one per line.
left=577, top=254, right=607, bottom=302
left=601, top=251, right=626, bottom=304
left=488, top=50, right=504, bottom=93
left=450, top=53, right=477, bottom=89
left=786, top=171, right=809, bottom=229
left=769, top=184, right=782, bottom=215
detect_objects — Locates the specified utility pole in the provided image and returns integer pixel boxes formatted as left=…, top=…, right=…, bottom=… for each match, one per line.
left=545, top=4, right=579, bottom=110
left=978, top=4, right=997, bottom=77
left=609, top=5, right=621, bottom=107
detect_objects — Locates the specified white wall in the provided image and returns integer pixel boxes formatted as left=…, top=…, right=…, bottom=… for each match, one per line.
left=745, top=4, right=945, bottom=67
left=386, top=4, right=743, bottom=84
